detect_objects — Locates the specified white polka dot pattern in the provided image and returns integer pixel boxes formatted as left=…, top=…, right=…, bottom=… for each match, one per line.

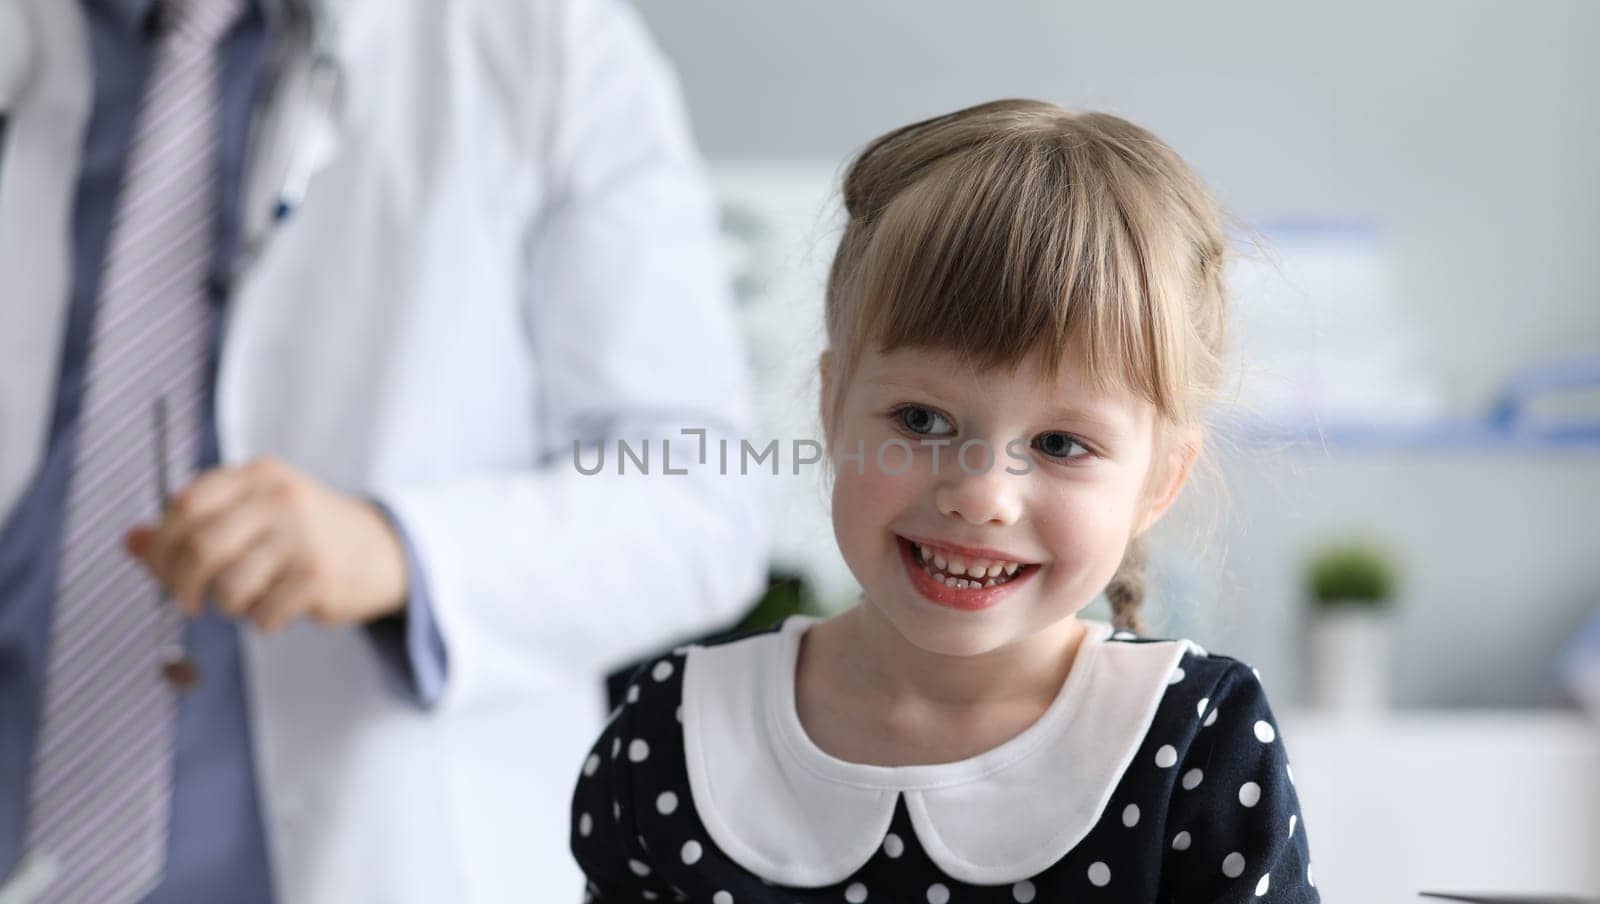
left=1239, top=782, right=1261, bottom=807
left=883, top=833, right=904, bottom=858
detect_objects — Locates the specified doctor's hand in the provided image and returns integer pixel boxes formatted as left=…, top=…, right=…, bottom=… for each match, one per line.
left=123, top=457, right=409, bottom=633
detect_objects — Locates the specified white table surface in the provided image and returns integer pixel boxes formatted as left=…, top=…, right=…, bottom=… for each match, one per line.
left=1277, top=708, right=1600, bottom=902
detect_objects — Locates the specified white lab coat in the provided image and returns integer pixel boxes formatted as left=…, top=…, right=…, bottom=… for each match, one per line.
left=0, top=0, right=768, bottom=900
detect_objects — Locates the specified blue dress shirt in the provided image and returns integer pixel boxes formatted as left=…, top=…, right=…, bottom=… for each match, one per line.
left=0, top=1, right=448, bottom=898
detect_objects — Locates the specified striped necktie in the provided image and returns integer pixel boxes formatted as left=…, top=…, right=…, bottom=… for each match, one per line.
left=24, top=1, right=244, bottom=901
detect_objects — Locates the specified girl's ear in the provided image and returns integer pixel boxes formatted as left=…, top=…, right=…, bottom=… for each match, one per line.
left=817, top=350, right=835, bottom=445
left=1134, top=427, right=1202, bottom=537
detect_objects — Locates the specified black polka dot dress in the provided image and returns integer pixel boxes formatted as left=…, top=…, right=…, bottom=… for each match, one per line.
left=570, top=616, right=1319, bottom=902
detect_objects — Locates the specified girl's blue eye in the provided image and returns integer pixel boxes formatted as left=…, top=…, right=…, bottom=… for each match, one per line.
left=897, top=405, right=954, bottom=436
left=1034, top=432, right=1090, bottom=460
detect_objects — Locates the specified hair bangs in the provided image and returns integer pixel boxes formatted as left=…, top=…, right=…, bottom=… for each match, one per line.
left=843, top=132, right=1184, bottom=421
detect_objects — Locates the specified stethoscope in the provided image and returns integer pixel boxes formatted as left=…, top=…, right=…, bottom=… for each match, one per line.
left=236, top=0, right=345, bottom=274
left=0, top=0, right=345, bottom=277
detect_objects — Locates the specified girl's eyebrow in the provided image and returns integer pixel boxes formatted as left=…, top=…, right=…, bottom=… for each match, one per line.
left=1042, top=405, right=1132, bottom=438
left=868, top=376, right=941, bottom=394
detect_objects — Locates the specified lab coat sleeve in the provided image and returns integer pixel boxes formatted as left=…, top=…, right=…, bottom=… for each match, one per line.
left=1157, top=663, right=1321, bottom=902
left=373, top=0, right=769, bottom=707
left=361, top=500, right=449, bottom=708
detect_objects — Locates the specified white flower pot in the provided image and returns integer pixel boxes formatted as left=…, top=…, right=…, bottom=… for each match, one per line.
left=1306, top=605, right=1395, bottom=712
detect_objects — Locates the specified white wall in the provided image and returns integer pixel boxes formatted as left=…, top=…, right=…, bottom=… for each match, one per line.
left=637, top=0, right=1600, bottom=403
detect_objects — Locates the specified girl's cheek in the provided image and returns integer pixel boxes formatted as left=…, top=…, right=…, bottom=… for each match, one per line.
left=833, top=424, right=921, bottom=499
left=1036, top=491, right=1126, bottom=561
left=836, top=460, right=920, bottom=516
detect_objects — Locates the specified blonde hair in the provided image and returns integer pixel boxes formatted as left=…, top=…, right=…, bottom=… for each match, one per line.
left=822, top=99, right=1232, bottom=634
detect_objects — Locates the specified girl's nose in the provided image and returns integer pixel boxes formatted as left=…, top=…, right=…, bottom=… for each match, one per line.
left=934, top=467, right=1022, bottom=527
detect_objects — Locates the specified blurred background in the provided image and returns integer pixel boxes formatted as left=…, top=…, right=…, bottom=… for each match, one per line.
left=631, top=0, right=1600, bottom=899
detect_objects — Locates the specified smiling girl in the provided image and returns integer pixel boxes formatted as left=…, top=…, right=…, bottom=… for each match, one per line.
left=569, top=99, right=1319, bottom=902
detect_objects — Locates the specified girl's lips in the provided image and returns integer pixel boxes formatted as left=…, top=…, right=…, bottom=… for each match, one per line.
left=896, top=535, right=1038, bottom=612
left=898, top=534, right=1035, bottom=566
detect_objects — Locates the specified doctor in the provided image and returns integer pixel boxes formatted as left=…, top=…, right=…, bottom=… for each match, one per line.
left=0, top=0, right=767, bottom=901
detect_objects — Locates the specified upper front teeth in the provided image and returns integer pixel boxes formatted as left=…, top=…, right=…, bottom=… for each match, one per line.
left=915, top=542, right=1023, bottom=576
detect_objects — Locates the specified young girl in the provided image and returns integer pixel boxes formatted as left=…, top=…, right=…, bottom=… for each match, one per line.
left=569, top=99, right=1318, bottom=902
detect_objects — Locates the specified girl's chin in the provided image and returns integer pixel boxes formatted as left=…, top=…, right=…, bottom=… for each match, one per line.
left=866, top=588, right=1089, bottom=660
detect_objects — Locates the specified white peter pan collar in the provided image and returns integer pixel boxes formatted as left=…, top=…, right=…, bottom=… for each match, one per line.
left=681, top=615, right=1193, bottom=887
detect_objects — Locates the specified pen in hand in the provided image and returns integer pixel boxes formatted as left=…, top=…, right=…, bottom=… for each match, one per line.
left=153, top=396, right=201, bottom=691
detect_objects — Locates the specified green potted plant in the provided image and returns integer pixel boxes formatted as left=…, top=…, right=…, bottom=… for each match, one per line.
left=1304, top=538, right=1400, bottom=712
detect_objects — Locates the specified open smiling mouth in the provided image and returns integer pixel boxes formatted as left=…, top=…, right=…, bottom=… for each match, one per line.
left=895, top=535, right=1040, bottom=610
